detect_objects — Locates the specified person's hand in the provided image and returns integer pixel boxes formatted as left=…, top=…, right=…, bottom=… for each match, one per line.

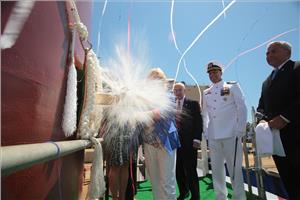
left=258, top=119, right=267, bottom=124
left=268, top=115, right=287, bottom=130
left=193, top=140, right=201, bottom=149
left=152, top=109, right=161, bottom=121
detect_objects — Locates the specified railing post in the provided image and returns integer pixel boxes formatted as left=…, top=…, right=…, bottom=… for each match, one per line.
left=242, top=133, right=252, bottom=194
left=251, top=106, right=267, bottom=200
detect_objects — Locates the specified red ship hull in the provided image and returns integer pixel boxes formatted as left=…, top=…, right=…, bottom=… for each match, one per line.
left=1, top=2, right=91, bottom=199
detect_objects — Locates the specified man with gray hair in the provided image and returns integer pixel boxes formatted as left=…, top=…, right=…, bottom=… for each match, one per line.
left=257, top=41, right=300, bottom=199
left=173, top=82, right=202, bottom=200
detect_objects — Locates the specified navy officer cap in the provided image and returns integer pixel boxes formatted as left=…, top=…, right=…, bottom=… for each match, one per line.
left=206, top=61, right=223, bottom=73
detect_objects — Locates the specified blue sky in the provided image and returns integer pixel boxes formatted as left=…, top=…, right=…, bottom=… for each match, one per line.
left=90, top=0, right=299, bottom=120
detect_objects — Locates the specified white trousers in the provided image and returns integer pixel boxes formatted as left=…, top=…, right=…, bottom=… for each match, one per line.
left=208, top=137, right=246, bottom=200
left=144, top=144, right=177, bottom=200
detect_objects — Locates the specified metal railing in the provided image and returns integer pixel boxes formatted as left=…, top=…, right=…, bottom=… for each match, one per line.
left=1, top=138, right=102, bottom=177
left=242, top=106, right=267, bottom=199
left=242, top=135, right=252, bottom=194
left=251, top=106, right=267, bottom=200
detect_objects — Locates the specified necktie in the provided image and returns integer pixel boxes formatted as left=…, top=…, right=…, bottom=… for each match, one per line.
left=271, top=69, right=279, bottom=80
left=176, top=99, right=181, bottom=130
left=176, top=99, right=181, bottom=110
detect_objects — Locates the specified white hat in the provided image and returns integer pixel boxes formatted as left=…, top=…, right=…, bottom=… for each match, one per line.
left=206, top=61, right=223, bottom=73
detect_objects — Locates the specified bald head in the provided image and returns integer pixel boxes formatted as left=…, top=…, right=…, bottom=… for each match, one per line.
left=267, top=41, right=292, bottom=57
left=173, top=82, right=185, bottom=99
left=266, top=41, right=292, bottom=68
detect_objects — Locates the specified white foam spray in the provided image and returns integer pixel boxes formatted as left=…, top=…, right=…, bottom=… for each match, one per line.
left=99, top=43, right=175, bottom=143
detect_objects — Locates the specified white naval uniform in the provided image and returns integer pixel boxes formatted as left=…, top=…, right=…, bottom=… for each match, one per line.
left=202, top=80, right=247, bottom=200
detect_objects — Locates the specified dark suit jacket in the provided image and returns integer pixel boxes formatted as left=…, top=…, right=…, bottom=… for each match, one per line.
left=257, top=60, right=300, bottom=156
left=177, top=98, right=203, bottom=148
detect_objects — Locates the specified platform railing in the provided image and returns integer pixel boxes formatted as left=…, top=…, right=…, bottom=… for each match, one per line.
left=250, top=106, right=267, bottom=199
left=1, top=138, right=102, bottom=177
left=242, top=134, right=252, bottom=194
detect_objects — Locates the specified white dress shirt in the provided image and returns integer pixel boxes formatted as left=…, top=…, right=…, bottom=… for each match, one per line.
left=176, top=96, right=185, bottom=110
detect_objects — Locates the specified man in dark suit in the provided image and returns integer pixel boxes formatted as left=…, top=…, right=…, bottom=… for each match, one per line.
left=174, top=82, right=203, bottom=200
left=257, top=41, right=300, bottom=200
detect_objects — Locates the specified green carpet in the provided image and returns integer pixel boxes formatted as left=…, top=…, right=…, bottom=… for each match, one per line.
left=107, top=174, right=260, bottom=199
left=135, top=174, right=260, bottom=200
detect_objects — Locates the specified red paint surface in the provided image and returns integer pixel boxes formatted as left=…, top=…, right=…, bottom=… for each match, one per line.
left=1, top=2, right=91, bottom=199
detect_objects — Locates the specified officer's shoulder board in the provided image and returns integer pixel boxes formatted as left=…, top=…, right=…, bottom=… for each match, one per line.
left=203, top=87, right=212, bottom=95
left=226, top=81, right=237, bottom=84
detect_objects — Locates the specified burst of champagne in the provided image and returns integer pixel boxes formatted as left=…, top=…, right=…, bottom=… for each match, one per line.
left=99, top=44, right=175, bottom=145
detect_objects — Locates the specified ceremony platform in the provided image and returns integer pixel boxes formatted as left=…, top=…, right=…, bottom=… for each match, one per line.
left=82, top=148, right=287, bottom=200
left=82, top=164, right=260, bottom=200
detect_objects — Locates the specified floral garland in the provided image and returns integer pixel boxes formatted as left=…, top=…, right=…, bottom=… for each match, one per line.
left=68, top=0, right=106, bottom=198
left=77, top=50, right=103, bottom=139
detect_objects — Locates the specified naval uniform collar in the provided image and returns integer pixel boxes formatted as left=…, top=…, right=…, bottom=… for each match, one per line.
left=212, top=80, right=224, bottom=89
